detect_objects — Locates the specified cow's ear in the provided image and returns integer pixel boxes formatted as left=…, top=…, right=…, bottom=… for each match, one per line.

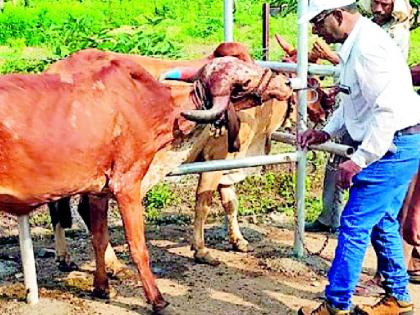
left=213, top=42, right=253, bottom=63
left=225, top=102, right=241, bottom=153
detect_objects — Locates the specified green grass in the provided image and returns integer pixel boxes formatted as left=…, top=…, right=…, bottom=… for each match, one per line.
left=0, top=0, right=302, bottom=73
left=410, top=27, right=420, bottom=65
left=0, top=0, right=418, bottom=72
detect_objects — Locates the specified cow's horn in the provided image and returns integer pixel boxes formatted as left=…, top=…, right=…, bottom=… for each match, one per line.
left=181, top=95, right=230, bottom=123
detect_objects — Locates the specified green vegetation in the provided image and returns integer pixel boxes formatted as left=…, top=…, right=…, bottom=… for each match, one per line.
left=0, top=0, right=300, bottom=73
left=1, top=0, right=419, bottom=73
left=235, top=152, right=327, bottom=221
left=144, top=183, right=180, bottom=222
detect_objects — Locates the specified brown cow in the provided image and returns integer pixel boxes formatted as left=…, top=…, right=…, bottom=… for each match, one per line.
left=46, top=43, right=332, bottom=270
left=45, top=42, right=258, bottom=272
left=0, top=49, right=292, bottom=312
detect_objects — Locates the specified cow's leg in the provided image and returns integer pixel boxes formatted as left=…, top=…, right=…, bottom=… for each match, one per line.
left=114, top=182, right=168, bottom=313
left=77, top=194, right=129, bottom=278
left=218, top=184, right=251, bottom=252
left=192, top=172, right=224, bottom=266
left=48, top=198, right=78, bottom=272
left=192, top=190, right=221, bottom=266
left=89, top=195, right=113, bottom=299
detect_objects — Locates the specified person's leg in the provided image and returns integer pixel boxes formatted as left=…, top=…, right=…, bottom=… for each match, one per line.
left=325, top=176, right=394, bottom=309
left=370, top=186, right=411, bottom=301
left=300, top=168, right=403, bottom=314
left=408, top=247, right=420, bottom=283
left=307, top=131, right=353, bottom=232
left=317, top=154, right=346, bottom=228
left=355, top=168, right=419, bottom=297
left=326, top=135, right=420, bottom=310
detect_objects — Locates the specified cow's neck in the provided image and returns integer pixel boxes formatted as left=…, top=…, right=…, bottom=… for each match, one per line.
left=140, top=82, right=210, bottom=196
left=166, top=82, right=201, bottom=136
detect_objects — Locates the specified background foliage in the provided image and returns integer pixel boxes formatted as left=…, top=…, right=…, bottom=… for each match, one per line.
left=2, top=0, right=418, bottom=74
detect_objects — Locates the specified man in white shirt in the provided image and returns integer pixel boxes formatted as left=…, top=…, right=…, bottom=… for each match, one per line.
left=297, top=0, right=420, bottom=314
left=309, top=0, right=412, bottom=235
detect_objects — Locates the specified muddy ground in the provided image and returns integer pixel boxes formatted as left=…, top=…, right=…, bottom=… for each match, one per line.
left=1, top=211, right=419, bottom=315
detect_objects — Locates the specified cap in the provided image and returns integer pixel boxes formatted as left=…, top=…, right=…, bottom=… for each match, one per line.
left=298, top=0, right=356, bottom=24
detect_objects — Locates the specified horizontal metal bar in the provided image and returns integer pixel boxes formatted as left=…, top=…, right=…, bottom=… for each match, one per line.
left=256, top=60, right=340, bottom=77
left=169, top=152, right=298, bottom=176
left=271, top=132, right=354, bottom=158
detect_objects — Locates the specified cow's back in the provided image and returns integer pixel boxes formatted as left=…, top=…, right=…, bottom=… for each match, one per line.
left=0, top=53, right=178, bottom=211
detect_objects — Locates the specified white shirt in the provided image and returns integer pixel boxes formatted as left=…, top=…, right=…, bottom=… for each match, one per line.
left=323, top=16, right=420, bottom=168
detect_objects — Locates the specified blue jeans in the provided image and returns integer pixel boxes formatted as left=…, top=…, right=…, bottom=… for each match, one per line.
left=325, top=133, right=420, bottom=310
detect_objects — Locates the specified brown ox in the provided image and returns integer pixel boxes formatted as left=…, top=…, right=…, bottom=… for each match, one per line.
left=45, top=42, right=260, bottom=272
left=0, top=48, right=291, bottom=312
left=45, top=42, right=331, bottom=271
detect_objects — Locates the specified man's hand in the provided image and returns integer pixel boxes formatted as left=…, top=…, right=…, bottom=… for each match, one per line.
left=338, top=160, right=362, bottom=189
left=297, top=129, right=330, bottom=149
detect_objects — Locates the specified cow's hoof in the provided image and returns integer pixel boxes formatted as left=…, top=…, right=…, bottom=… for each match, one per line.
left=194, top=251, right=221, bottom=266
left=152, top=300, right=171, bottom=314
left=58, top=260, right=79, bottom=272
left=232, top=239, right=253, bottom=253
left=92, top=287, right=117, bottom=300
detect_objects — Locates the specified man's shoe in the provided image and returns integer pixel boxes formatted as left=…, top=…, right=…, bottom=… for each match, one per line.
left=305, top=220, right=337, bottom=233
left=354, top=295, right=413, bottom=315
left=298, top=302, right=350, bottom=315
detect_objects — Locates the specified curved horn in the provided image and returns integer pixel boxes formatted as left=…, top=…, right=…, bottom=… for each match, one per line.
left=181, top=95, right=230, bottom=123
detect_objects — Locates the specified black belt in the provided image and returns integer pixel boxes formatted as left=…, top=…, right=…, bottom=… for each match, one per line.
left=397, top=123, right=420, bottom=136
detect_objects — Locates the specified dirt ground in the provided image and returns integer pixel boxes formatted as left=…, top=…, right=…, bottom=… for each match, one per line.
left=1, top=215, right=419, bottom=315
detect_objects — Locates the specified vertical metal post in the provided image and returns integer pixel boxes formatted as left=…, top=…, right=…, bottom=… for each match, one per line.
left=223, top=0, right=234, bottom=42
left=17, top=215, right=39, bottom=304
left=262, top=3, right=270, bottom=61
left=294, top=0, right=309, bottom=257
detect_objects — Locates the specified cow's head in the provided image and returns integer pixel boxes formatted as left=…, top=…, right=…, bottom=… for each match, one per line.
left=180, top=60, right=292, bottom=152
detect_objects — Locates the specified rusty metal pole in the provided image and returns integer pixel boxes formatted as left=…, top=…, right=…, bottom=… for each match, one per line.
left=262, top=3, right=270, bottom=61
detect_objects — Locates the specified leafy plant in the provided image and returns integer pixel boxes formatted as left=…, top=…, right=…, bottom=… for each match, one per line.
left=144, top=183, right=179, bottom=222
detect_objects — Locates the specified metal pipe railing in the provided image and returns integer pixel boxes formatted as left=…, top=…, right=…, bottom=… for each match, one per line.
left=169, top=152, right=298, bottom=176
left=294, top=0, right=309, bottom=258
left=272, top=132, right=355, bottom=158
left=224, top=0, right=234, bottom=42
left=256, top=60, right=340, bottom=77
